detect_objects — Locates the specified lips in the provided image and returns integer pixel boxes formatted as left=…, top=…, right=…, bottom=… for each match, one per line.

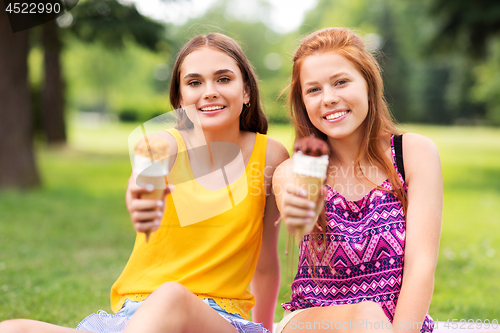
left=200, top=105, right=225, bottom=112
left=323, top=110, right=350, bottom=121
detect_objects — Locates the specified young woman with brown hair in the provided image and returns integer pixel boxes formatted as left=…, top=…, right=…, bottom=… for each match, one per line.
left=0, top=33, right=288, bottom=333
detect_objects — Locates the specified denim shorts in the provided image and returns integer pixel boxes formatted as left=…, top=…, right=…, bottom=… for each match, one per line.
left=76, top=298, right=269, bottom=333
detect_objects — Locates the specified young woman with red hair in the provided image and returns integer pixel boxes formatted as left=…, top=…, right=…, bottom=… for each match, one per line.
left=274, top=27, right=442, bottom=333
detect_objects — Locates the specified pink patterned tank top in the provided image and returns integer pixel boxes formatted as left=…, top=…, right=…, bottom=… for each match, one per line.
left=282, top=135, right=433, bottom=332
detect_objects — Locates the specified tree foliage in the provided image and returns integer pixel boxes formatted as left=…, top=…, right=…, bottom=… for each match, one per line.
left=32, top=0, right=500, bottom=131
left=68, top=0, right=167, bottom=51
left=428, top=0, right=500, bottom=59
left=423, top=0, right=500, bottom=124
left=34, top=0, right=169, bottom=145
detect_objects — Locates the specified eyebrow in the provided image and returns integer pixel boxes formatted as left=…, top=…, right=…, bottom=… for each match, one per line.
left=214, top=69, right=234, bottom=75
left=183, top=69, right=235, bottom=80
left=302, top=72, right=349, bottom=86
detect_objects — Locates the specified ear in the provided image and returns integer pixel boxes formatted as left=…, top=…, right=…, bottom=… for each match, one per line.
left=243, top=84, right=250, bottom=105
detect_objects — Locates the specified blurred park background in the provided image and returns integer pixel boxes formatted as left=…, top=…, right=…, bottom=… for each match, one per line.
left=1, top=0, right=499, bottom=326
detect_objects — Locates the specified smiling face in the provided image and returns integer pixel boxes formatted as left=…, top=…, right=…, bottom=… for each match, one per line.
left=178, top=47, right=250, bottom=131
left=300, top=52, right=369, bottom=142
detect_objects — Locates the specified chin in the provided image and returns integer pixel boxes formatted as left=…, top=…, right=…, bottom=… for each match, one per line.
left=323, top=128, right=353, bottom=140
left=199, top=119, right=234, bottom=132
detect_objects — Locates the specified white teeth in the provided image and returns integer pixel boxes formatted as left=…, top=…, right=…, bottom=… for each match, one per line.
left=200, top=106, right=224, bottom=111
left=325, top=111, right=348, bottom=120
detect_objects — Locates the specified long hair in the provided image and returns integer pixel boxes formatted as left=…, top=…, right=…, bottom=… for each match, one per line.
left=169, top=33, right=268, bottom=134
left=288, top=27, right=407, bottom=273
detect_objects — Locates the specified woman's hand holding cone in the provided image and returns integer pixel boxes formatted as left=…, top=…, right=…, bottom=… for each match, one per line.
left=126, top=178, right=173, bottom=240
left=280, top=183, right=327, bottom=240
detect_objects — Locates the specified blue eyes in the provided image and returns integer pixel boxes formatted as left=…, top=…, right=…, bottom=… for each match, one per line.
left=305, top=79, right=348, bottom=94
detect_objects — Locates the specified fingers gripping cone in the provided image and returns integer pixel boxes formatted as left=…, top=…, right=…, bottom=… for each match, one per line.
left=293, top=136, right=330, bottom=243
left=134, top=135, right=170, bottom=242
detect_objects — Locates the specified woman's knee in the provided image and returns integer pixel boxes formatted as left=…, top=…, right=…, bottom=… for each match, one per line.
left=150, top=282, right=193, bottom=315
left=147, top=282, right=198, bottom=328
left=0, top=319, right=30, bottom=333
left=154, top=282, right=191, bottom=302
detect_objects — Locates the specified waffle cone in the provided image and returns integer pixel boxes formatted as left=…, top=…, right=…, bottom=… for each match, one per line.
left=140, top=189, right=165, bottom=242
left=133, top=135, right=169, bottom=243
left=295, top=173, right=323, bottom=202
left=294, top=173, right=324, bottom=242
left=141, top=189, right=165, bottom=200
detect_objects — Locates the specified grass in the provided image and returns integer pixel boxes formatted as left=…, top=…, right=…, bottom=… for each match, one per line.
left=0, top=122, right=499, bottom=327
left=400, top=125, right=500, bottom=321
left=0, top=150, right=133, bottom=327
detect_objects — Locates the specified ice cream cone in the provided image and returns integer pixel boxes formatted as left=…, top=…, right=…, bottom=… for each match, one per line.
left=139, top=189, right=164, bottom=242
left=133, top=135, right=170, bottom=242
left=292, top=137, right=330, bottom=243
left=294, top=173, right=324, bottom=203
left=293, top=166, right=327, bottom=243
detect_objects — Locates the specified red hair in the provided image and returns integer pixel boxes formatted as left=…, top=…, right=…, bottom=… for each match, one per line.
left=288, top=27, right=407, bottom=263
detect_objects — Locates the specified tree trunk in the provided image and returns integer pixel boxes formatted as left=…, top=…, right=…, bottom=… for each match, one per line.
left=42, top=19, right=66, bottom=144
left=0, top=11, right=40, bottom=189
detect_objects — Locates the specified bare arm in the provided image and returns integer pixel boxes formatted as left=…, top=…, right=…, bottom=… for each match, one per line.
left=392, top=133, right=443, bottom=333
left=126, top=131, right=177, bottom=234
left=251, top=191, right=281, bottom=331
left=250, top=138, right=288, bottom=331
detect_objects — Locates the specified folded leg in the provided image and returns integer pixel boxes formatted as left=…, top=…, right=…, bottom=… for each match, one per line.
left=281, top=301, right=392, bottom=333
left=0, top=319, right=92, bottom=333
left=123, top=282, right=238, bottom=333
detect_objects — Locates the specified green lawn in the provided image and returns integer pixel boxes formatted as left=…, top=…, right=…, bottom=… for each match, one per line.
left=0, top=122, right=499, bottom=327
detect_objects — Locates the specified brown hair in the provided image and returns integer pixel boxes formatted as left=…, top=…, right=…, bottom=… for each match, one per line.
left=288, top=27, right=407, bottom=273
left=169, top=33, right=268, bottom=134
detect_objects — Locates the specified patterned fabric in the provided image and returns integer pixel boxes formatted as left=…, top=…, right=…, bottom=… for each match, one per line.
left=282, top=135, right=433, bottom=333
left=76, top=299, right=269, bottom=333
left=76, top=311, right=128, bottom=333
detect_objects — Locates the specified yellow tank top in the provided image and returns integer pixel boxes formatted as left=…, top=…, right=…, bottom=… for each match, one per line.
left=110, top=128, right=268, bottom=319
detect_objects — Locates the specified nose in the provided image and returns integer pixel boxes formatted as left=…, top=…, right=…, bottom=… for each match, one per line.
left=323, top=86, right=340, bottom=106
left=203, top=83, right=219, bottom=100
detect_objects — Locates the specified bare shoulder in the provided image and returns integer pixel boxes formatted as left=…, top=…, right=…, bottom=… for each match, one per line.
left=265, top=136, right=290, bottom=169
left=402, top=132, right=440, bottom=158
left=402, top=133, right=441, bottom=182
left=276, top=156, right=293, bottom=172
